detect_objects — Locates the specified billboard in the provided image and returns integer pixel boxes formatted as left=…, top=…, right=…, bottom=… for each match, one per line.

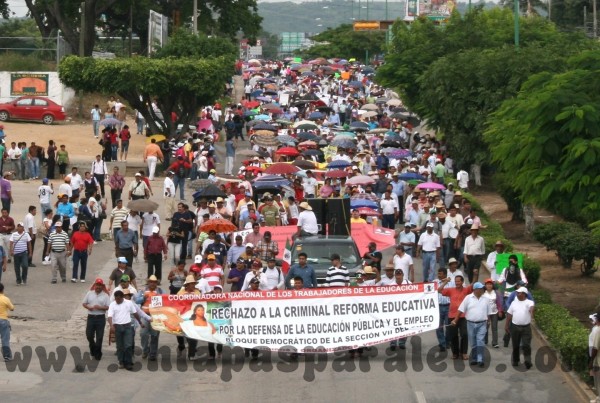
left=10, top=73, right=49, bottom=96
left=405, top=0, right=455, bottom=22
left=148, top=10, right=169, bottom=56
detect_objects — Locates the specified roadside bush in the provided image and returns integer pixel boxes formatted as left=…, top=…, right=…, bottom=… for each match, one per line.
left=531, top=288, right=552, bottom=305
left=535, top=303, right=590, bottom=375
left=522, top=256, right=540, bottom=289
left=532, top=222, right=581, bottom=251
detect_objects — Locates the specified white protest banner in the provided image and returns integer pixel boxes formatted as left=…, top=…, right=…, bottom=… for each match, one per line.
left=231, top=229, right=252, bottom=244
left=149, top=283, right=439, bottom=353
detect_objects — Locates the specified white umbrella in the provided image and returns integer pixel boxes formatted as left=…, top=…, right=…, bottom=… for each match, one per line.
left=360, top=104, right=378, bottom=111
left=362, top=111, right=378, bottom=118
left=387, top=99, right=401, bottom=106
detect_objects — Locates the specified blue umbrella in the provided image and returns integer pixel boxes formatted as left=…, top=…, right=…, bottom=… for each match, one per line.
left=297, top=132, right=318, bottom=141
left=328, top=160, right=352, bottom=169
left=350, top=199, right=378, bottom=209
left=350, top=121, right=369, bottom=129
left=256, top=96, right=272, bottom=102
left=308, top=111, right=325, bottom=121
left=254, top=114, right=271, bottom=121
left=331, top=138, right=356, bottom=149
left=277, top=135, right=297, bottom=144
left=253, top=175, right=291, bottom=188
left=398, top=172, right=426, bottom=181
left=250, top=90, right=263, bottom=98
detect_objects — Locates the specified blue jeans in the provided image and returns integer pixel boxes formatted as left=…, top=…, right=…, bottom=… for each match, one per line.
left=111, top=144, right=118, bottom=161
left=421, top=251, right=437, bottom=282
left=136, top=119, right=145, bottom=134
left=29, top=157, right=40, bottom=178
left=140, top=317, right=160, bottom=358
left=115, top=324, right=134, bottom=366
left=436, top=304, right=450, bottom=348
left=0, top=319, right=11, bottom=359
left=173, top=176, right=185, bottom=200
left=72, top=250, right=88, bottom=280
left=382, top=214, right=395, bottom=229
left=92, top=120, right=100, bottom=137
left=94, top=217, right=103, bottom=241
left=13, top=251, right=28, bottom=284
left=467, top=320, right=487, bottom=363
left=442, top=238, right=454, bottom=268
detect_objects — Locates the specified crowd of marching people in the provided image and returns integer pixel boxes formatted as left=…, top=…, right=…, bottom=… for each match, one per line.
left=0, top=56, right=540, bottom=381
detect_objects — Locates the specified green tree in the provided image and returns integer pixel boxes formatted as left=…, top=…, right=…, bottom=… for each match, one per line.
left=258, top=30, right=281, bottom=60
left=0, top=1, right=9, bottom=18
left=152, top=29, right=237, bottom=59
left=59, top=55, right=233, bottom=135
left=296, top=24, right=386, bottom=61
left=484, top=50, right=600, bottom=228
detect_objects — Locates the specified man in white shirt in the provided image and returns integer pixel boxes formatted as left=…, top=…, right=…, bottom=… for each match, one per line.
left=417, top=222, right=441, bottom=282
left=242, top=260, right=269, bottom=291
left=457, top=169, right=469, bottom=192
left=38, top=178, right=53, bottom=213
left=505, top=287, right=535, bottom=368
left=302, top=171, right=318, bottom=198
left=486, top=240, right=505, bottom=282
left=446, top=258, right=464, bottom=282
left=295, top=202, right=319, bottom=239
left=438, top=212, right=454, bottom=269
left=380, top=190, right=398, bottom=229
left=377, top=264, right=396, bottom=286
left=397, top=223, right=416, bottom=256
left=91, top=155, right=108, bottom=199
left=463, top=223, right=485, bottom=284
left=24, top=205, right=37, bottom=267
left=390, top=245, right=414, bottom=282
left=163, top=171, right=176, bottom=220
left=453, top=282, right=490, bottom=367
left=263, top=257, right=284, bottom=290
left=108, top=290, right=143, bottom=370
left=66, top=167, right=84, bottom=198
left=141, top=211, right=160, bottom=250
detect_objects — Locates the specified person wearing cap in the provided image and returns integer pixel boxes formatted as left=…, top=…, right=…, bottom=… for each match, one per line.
left=453, top=282, right=490, bottom=367
left=200, top=254, right=223, bottom=289
left=143, top=138, right=164, bottom=181
left=325, top=254, right=349, bottom=287
left=485, top=240, right=506, bottom=282
left=68, top=220, right=95, bottom=283
left=163, top=171, right=177, bottom=220
left=108, top=290, right=143, bottom=370
left=37, top=178, right=54, bottom=214
left=255, top=231, right=278, bottom=262
left=111, top=274, right=138, bottom=302
left=128, top=173, right=150, bottom=201
left=242, top=260, right=269, bottom=291
left=463, top=223, right=485, bottom=284
left=417, top=222, right=441, bottom=282
left=294, top=201, right=319, bottom=239
left=397, top=222, right=416, bottom=256
left=82, top=278, right=110, bottom=360
left=377, top=264, right=396, bottom=286
left=108, top=256, right=137, bottom=290
left=144, top=226, right=167, bottom=282
left=505, top=286, right=535, bottom=369
left=227, top=257, right=249, bottom=292
left=134, top=275, right=164, bottom=360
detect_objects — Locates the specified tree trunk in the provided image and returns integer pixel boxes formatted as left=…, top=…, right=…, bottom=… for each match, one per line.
left=523, top=204, right=535, bottom=236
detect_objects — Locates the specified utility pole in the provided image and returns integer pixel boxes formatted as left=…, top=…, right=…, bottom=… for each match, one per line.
left=594, top=0, right=598, bottom=38
left=193, top=0, right=198, bottom=34
left=514, top=0, right=519, bottom=49
left=128, top=1, right=133, bottom=56
left=386, top=0, right=388, bottom=20
left=78, top=1, right=85, bottom=119
left=548, top=0, right=551, bottom=21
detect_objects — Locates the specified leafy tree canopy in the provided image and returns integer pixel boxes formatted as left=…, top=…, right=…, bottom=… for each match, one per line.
left=152, top=29, right=237, bottom=59
left=484, top=50, right=600, bottom=228
left=296, top=24, right=386, bottom=61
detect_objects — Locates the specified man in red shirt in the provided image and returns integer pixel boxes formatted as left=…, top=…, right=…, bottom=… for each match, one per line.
left=168, top=156, right=192, bottom=200
left=144, top=226, right=167, bottom=282
left=439, top=275, right=473, bottom=360
left=69, top=222, right=95, bottom=282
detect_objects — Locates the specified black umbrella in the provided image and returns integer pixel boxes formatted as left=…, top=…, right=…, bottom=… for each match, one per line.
left=253, top=122, right=277, bottom=131
left=302, top=149, right=323, bottom=156
left=350, top=121, right=370, bottom=129
left=297, top=131, right=319, bottom=141
left=193, top=184, right=226, bottom=199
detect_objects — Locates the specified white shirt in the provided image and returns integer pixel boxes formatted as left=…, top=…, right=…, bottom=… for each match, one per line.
left=464, top=235, right=485, bottom=256
left=263, top=267, right=284, bottom=290
left=58, top=183, right=72, bottom=198
left=297, top=210, right=318, bottom=234
left=507, top=298, right=534, bottom=325
left=447, top=213, right=464, bottom=229
left=392, top=253, right=413, bottom=278
left=110, top=285, right=138, bottom=302
left=91, top=160, right=107, bottom=176
left=242, top=271, right=269, bottom=291
left=163, top=177, right=175, bottom=197
left=38, top=185, right=53, bottom=204
left=440, top=220, right=453, bottom=239
left=376, top=275, right=396, bottom=286
left=458, top=293, right=491, bottom=322
left=24, top=212, right=36, bottom=235
left=380, top=198, right=398, bottom=215
left=142, top=213, right=160, bottom=237
left=486, top=251, right=499, bottom=282
left=418, top=231, right=440, bottom=252
left=447, top=269, right=464, bottom=283
left=195, top=278, right=212, bottom=294
left=107, top=299, right=137, bottom=324
left=302, top=177, right=317, bottom=195
left=457, top=170, right=469, bottom=188
left=67, top=173, right=83, bottom=190
left=126, top=214, right=143, bottom=233
left=483, top=290, right=499, bottom=315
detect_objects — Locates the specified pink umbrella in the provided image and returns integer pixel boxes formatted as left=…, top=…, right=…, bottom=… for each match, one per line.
left=197, top=119, right=214, bottom=131
left=416, top=182, right=446, bottom=190
left=346, top=175, right=376, bottom=186
left=356, top=207, right=382, bottom=217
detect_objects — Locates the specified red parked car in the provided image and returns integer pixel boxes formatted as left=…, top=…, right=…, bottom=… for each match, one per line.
left=0, top=96, right=66, bottom=124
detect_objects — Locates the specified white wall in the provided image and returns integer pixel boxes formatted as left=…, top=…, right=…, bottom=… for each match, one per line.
left=0, top=71, right=75, bottom=107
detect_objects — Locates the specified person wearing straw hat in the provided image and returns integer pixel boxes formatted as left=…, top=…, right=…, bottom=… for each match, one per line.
left=135, top=274, right=164, bottom=361
left=176, top=274, right=200, bottom=360
left=294, top=201, right=318, bottom=240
